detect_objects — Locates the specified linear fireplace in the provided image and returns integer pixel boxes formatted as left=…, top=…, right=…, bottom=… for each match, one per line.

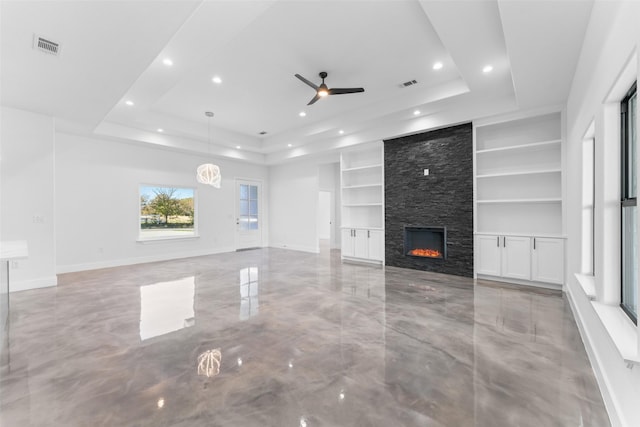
left=404, top=226, right=446, bottom=260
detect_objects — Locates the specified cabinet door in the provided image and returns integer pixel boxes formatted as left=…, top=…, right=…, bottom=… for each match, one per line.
left=476, top=235, right=501, bottom=276
left=531, top=237, right=564, bottom=284
left=367, top=230, right=384, bottom=261
left=341, top=229, right=354, bottom=257
left=354, top=229, right=369, bottom=258
left=501, top=236, right=531, bottom=280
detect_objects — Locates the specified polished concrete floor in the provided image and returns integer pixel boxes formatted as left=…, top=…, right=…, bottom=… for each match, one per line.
left=0, top=247, right=609, bottom=426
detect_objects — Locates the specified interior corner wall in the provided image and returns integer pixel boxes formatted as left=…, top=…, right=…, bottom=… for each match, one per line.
left=564, top=2, right=640, bottom=426
left=55, top=132, right=268, bottom=273
left=268, top=160, right=319, bottom=253
left=0, top=106, right=57, bottom=291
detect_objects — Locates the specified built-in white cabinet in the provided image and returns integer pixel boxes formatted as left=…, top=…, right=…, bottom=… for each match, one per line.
left=342, top=228, right=383, bottom=262
left=531, top=237, right=564, bottom=284
left=474, top=110, right=565, bottom=287
left=340, top=143, right=384, bottom=264
left=475, top=234, right=564, bottom=286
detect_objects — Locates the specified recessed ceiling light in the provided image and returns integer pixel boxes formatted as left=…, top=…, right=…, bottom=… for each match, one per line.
left=339, top=130, right=344, bottom=135
left=236, top=145, right=241, bottom=149
left=212, top=76, right=222, bottom=84
left=483, top=65, right=493, bottom=73
left=125, top=100, right=134, bottom=106
left=288, top=143, right=292, bottom=147
left=162, top=58, right=173, bottom=67
left=157, top=128, right=164, bottom=133
left=413, top=110, right=420, bottom=116
left=433, top=62, right=443, bottom=70
left=299, top=111, right=306, bottom=117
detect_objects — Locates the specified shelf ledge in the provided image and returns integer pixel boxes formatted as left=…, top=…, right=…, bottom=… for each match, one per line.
left=476, top=168, right=561, bottom=179
left=342, top=164, right=382, bottom=172
left=476, top=198, right=562, bottom=204
left=342, top=184, right=382, bottom=189
left=343, top=203, right=383, bottom=207
left=591, top=301, right=640, bottom=365
left=476, top=139, right=561, bottom=154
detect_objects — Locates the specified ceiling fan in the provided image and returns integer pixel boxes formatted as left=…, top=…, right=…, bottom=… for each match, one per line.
left=295, top=71, right=365, bottom=105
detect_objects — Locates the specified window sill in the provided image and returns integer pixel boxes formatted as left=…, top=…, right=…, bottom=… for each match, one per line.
left=575, top=273, right=640, bottom=365
left=574, top=273, right=596, bottom=300
left=591, top=301, right=640, bottom=366
left=136, top=235, right=200, bottom=244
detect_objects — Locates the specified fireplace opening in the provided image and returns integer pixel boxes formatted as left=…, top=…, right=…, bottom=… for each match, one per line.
left=404, top=226, right=446, bottom=259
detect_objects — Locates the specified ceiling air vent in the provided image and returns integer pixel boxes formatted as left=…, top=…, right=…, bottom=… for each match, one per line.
left=33, top=34, right=61, bottom=57
left=399, top=79, right=418, bottom=88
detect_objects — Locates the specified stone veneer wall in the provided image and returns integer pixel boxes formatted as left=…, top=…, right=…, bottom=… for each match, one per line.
left=384, top=123, right=473, bottom=277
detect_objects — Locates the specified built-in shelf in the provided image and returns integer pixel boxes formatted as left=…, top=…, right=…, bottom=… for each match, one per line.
left=477, top=198, right=562, bottom=204
left=341, top=143, right=385, bottom=264
left=474, top=111, right=564, bottom=287
left=476, top=139, right=561, bottom=155
left=476, top=168, right=561, bottom=179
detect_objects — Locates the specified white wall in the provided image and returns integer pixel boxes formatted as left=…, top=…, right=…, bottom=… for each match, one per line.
left=565, top=2, right=640, bottom=426
left=1, top=107, right=57, bottom=291
left=268, top=160, right=320, bottom=253
left=55, top=132, right=268, bottom=272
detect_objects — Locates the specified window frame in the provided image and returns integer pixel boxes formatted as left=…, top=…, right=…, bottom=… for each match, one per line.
left=620, top=81, right=637, bottom=324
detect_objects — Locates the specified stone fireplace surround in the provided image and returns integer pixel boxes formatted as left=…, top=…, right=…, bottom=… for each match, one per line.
left=384, top=123, right=473, bottom=277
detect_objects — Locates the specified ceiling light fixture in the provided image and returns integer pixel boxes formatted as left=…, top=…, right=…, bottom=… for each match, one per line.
left=125, top=100, right=134, bottom=106
left=299, top=111, right=306, bottom=117
left=433, top=62, right=443, bottom=70
left=236, top=145, right=241, bottom=149
left=287, top=144, right=292, bottom=148
left=339, top=130, right=344, bottom=135
left=157, top=128, right=164, bottom=133
left=196, top=112, right=221, bottom=188
left=483, top=65, right=493, bottom=73
left=212, top=76, right=222, bottom=84
left=413, top=110, right=420, bottom=116
left=162, top=58, right=173, bottom=66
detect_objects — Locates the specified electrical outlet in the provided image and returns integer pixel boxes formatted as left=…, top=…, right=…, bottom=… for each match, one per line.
left=32, top=215, right=45, bottom=224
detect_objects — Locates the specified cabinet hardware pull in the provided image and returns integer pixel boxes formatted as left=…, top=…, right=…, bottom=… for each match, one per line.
left=534, top=238, right=536, bottom=250
left=368, top=230, right=370, bottom=238
left=497, top=236, right=499, bottom=247
left=503, top=236, right=506, bottom=247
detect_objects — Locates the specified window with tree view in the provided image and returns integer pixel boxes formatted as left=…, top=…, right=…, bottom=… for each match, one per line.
left=621, top=82, right=637, bottom=323
left=140, top=186, right=196, bottom=240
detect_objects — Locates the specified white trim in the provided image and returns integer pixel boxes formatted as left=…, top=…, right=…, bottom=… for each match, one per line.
left=268, top=244, right=318, bottom=254
left=56, top=246, right=236, bottom=274
left=9, top=276, right=57, bottom=292
left=476, top=274, right=562, bottom=291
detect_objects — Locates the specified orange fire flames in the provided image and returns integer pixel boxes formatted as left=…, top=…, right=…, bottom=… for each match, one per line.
left=409, top=248, right=442, bottom=258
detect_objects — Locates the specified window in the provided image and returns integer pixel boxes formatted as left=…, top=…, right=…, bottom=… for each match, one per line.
left=621, top=81, right=637, bottom=322
left=139, top=185, right=196, bottom=240
left=582, top=136, right=595, bottom=275
left=238, top=183, right=258, bottom=230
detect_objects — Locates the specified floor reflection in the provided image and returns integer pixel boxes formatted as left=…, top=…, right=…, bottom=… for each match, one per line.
left=239, top=266, right=259, bottom=320
left=139, top=276, right=195, bottom=340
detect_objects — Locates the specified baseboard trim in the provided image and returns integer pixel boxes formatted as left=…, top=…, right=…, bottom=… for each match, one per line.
left=268, top=244, right=319, bottom=254
left=56, top=247, right=236, bottom=274
left=9, top=275, right=58, bottom=292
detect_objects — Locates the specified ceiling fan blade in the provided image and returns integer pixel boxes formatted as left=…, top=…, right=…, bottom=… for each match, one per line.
left=307, top=94, right=321, bottom=105
left=295, top=74, right=318, bottom=90
left=328, top=87, right=365, bottom=95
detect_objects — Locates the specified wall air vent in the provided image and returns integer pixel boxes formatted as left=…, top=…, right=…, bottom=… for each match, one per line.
left=33, top=34, right=61, bottom=57
left=399, top=79, right=418, bottom=88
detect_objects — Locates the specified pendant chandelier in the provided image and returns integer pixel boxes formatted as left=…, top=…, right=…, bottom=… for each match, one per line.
left=196, top=111, right=221, bottom=188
